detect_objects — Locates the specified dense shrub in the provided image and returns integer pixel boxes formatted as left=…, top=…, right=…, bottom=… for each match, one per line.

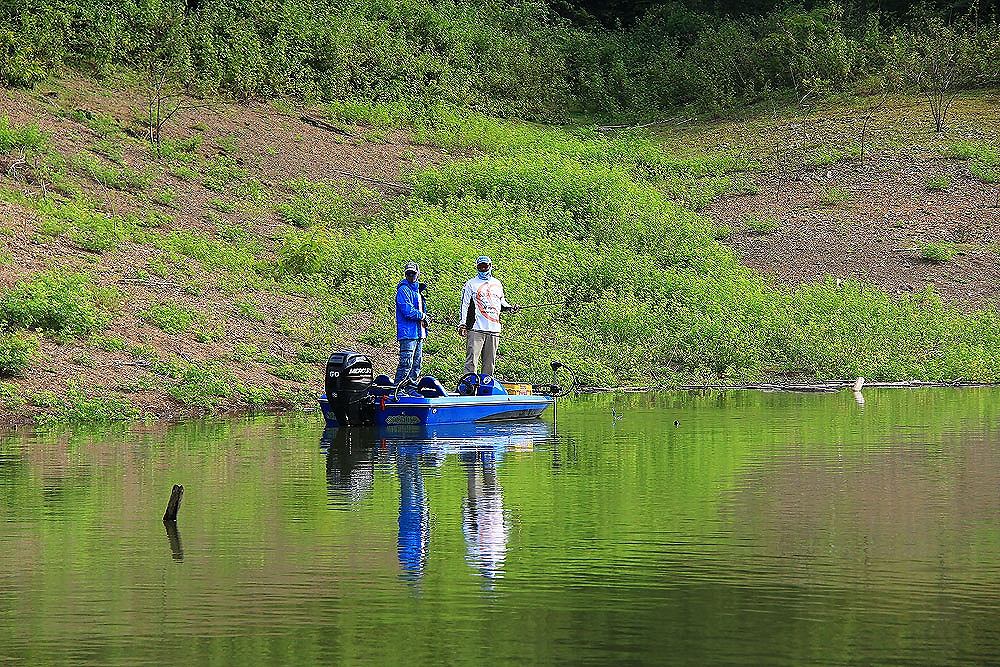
left=293, top=109, right=1000, bottom=385
left=0, top=332, right=38, bottom=377
left=4, top=1, right=998, bottom=118
left=0, top=115, right=48, bottom=152
left=0, top=271, right=115, bottom=336
left=35, top=383, right=140, bottom=425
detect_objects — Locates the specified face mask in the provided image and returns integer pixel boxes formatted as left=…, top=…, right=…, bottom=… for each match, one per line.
left=477, top=269, right=491, bottom=280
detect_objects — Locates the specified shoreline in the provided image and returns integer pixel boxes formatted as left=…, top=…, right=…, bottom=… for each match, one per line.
left=4, top=380, right=998, bottom=430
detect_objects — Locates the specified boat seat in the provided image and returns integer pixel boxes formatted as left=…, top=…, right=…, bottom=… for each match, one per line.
left=416, top=376, right=448, bottom=398
left=370, top=374, right=394, bottom=396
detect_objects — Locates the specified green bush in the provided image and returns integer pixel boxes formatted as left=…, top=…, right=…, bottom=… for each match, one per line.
left=36, top=383, right=140, bottom=426
left=0, top=271, right=114, bottom=336
left=168, top=362, right=233, bottom=409
left=0, top=116, right=48, bottom=153
left=920, top=242, right=959, bottom=262
left=9, top=0, right=998, bottom=119
left=276, top=178, right=372, bottom=228
left=925, top=175, right=951, bottom=191
left=0, top=332, right=38, bottom=377
left=0, top=381, right=25, bottom=410
left=140, top=300, right=200, bottom=335
left=744, top=213, right=781, bottom=234
left=819, top=186, right=851, bottom=205
left=274, top=228, right=338, bottom=277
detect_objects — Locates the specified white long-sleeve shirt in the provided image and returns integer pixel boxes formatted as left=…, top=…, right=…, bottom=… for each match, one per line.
left=460, top=276, right=511, bottom=334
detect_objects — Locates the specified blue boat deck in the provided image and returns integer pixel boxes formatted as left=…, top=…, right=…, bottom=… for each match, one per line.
left=320, top=390, right=552, bottom=427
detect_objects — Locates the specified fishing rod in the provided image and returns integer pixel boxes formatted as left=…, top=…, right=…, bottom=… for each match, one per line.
left=513, top=301, right=565, bottom=311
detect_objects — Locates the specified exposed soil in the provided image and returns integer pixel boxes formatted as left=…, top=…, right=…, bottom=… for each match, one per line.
left=697, top=92, right=1000, bottom=306
left=711, top=151, right=1000, bottom=305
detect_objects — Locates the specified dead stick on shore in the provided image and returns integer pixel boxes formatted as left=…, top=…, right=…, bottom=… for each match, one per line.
left=327, top=168, right=411, bottom=192
left=163, top=484, right=184, bottom=522
left=118, top=278, right=185, bottom=288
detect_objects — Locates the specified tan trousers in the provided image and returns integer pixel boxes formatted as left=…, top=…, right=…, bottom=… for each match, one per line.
left=465, top=330, right=499, bottom=376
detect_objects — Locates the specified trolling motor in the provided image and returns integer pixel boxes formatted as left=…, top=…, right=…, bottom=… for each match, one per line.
left=532, top=361, right=577, bottom=397
left=325, top=351, right=375, bottom=426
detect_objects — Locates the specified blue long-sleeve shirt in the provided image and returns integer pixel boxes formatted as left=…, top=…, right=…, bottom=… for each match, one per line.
left=395, top=279, right=426, bottom=340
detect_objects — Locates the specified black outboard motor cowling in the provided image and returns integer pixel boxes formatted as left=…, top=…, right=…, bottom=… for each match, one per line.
left=325, top=351, right=375, bottom=426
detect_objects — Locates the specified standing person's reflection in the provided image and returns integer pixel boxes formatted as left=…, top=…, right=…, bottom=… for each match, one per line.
left=397, top=451, right=430, bottom=581
left=461, top=450, right=509, bottom=586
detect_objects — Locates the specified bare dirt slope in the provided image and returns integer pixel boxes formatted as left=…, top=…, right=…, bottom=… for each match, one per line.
left=691, top=93, right=1000, bottom=305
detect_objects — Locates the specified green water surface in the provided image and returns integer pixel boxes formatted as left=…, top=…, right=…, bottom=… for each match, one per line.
left=1, top=389, right=999, bottom=665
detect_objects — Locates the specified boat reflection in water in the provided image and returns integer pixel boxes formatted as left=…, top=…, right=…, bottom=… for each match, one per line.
left=321, top=422, right=550, bottom=584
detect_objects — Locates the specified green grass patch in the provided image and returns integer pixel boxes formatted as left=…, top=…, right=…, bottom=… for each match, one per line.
left=925, top=175, right=951, bottom=191
left=969, top=162, right=1000, bottom=183
left=73, top=152, right=153, bottom=192
left=67, top=109, right=120, bottom=139
left=0, top=332, right=38, bottom=377
left=158, top=135, right=203, bottom=163
left=744, top=213, right=781, bottom=234
left=270, top=362, right=311, bottom=382
left=202, top=154, right=246, bottom=192
left=0, top=116, right=47, bottom=153
left=0, top=271, right=115, bottom=336
left=238, top=383, right=274, bottom=410
left=920, top=241, right=959, bottom=262
left=170, top=164, right=200, bottom=181
left=167, top=361, right=233, bottom=409
left=805, top=144, right=859, bottom=167
left=945, top=140, right=1000, bottom=184
left=946, top=140, right=1000, bottom=162
left=819, top=186, right=851, bottom=205
left=276, top=178, right=374, bottom=228
left=208, top=197, right=236, bottom=213
left=152, top=187, right=177, bottom=206
left=91, top=333, right=125, bottom=352
left=216, top=135, right=238, bottom=154
left=91, top=138, right=124, bottom=163
left=28, top=196, right=138, bottom=252
left=35, top=383, right=140, bottom=426
left=150, top=229, right=261, bottom=276
left=235, top=298, right=267, bottom=322
left=139, top=300, right=200, bottom=335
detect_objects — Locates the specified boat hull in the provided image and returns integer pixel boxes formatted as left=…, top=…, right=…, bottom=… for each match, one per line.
left=319, top=393, right=552, bottom=427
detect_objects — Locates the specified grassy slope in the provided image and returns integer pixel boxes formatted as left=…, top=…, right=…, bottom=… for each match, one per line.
left=1, top=75, right=1000, bottom=425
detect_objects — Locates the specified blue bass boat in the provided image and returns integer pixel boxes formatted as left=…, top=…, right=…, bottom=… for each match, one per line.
left=319, top=351, right=567, bottom=428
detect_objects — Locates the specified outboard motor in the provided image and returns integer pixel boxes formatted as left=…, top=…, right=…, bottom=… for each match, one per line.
left=325, top=351, right=375, bottom=426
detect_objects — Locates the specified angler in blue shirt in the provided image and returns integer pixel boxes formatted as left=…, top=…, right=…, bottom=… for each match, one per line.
left=394, top=261, right=429, bottom=385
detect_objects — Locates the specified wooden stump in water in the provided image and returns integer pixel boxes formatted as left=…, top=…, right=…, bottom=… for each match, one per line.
left=163, top=484, right=184, bottom=522
left=164, top=521, right=184, bottom=561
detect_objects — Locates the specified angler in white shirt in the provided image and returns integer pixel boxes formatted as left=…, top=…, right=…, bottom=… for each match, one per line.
left=457, top=256, right=519, bottom=377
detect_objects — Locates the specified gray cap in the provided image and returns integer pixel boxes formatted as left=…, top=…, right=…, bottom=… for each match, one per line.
left=476, top=255, right=492, bottom=267
left=403, top=261, right=419, bottom=274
